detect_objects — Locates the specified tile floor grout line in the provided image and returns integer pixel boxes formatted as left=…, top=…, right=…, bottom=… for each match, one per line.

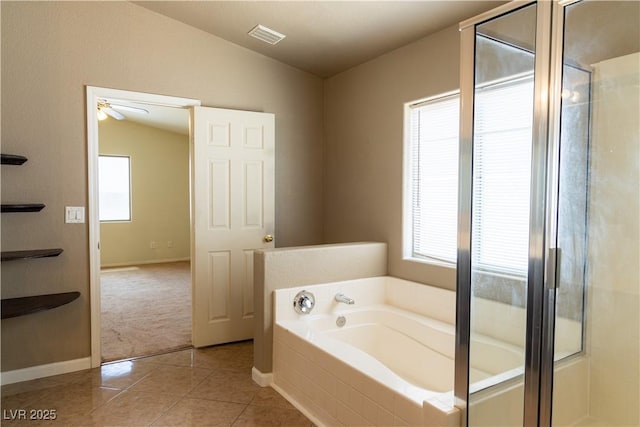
left=147, top=392, right=184, bottom=427
left=88, top=388, right=127, bottom=417
left=87, top=364, right=159, bottom=416
left=230, top=402, right=251, bottom=426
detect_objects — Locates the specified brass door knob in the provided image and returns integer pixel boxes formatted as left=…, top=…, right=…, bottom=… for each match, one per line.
left=264, top=234, right=274, bottom=243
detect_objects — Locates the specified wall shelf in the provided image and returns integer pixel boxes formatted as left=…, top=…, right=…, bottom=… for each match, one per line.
left=1, top=154, right=28, bottom=165
left=1, top=292, right=81, bottom=319
left=1, top=204, right=46, bottom=213
left=1, top=248, right=64, bottom=262
left=1, top=152, right=78, bottom=319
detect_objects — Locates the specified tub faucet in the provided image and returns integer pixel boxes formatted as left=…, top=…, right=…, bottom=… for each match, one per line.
left=335, top=293, right=355, bottom=305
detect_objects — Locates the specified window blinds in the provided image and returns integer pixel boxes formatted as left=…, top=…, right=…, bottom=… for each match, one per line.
left=408, top=75, right=534, bottom=275
left=410, top=95, right=460, bottom=263
left=473, top=76, right=534, bottom=275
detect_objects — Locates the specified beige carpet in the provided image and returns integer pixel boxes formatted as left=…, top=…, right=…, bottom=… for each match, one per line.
left=101, top=261, right=192, bottom=362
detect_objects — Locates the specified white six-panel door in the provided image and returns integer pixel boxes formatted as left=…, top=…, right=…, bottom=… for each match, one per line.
left=191, top=106, right=275, bottom=347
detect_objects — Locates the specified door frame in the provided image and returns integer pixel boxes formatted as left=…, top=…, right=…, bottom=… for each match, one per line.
left=86, top=86, right=200, bottom=367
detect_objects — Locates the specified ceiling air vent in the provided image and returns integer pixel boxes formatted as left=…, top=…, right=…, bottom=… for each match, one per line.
left=248, top=24, right=286, bottom=45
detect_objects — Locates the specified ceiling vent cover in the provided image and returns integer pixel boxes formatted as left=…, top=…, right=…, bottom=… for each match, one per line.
left=248, top=24, right=286, bottom=45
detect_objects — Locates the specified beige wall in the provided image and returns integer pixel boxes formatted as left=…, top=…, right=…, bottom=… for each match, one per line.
left=323, top=25, right=460, bottom=290
left=1, top=1, right=324, bottom=371
left=99, top=120, right=190, bottom=267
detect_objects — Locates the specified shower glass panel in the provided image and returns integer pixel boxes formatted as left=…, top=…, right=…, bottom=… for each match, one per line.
left=466, top=4, right=537, bottom=425
left=551, top=1, right=640, bottom=425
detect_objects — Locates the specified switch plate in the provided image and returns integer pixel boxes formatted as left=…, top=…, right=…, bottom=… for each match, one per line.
left=65, top=206, right=85, bottom=224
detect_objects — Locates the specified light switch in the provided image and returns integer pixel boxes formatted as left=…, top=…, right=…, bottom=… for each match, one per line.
left=65, top=206, right=85, bottom=224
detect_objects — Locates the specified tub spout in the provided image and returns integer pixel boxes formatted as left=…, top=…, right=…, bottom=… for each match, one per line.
left=335, top=293, right=355, bottom=305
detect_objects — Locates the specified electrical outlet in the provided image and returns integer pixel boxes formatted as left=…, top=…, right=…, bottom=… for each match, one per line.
left=150, top=241, right=158, bottom=249
left=167, top=241, right=173, bottom=248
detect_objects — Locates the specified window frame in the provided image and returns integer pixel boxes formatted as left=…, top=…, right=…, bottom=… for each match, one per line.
left=403, top=74, right=535, bottom=278
left=98, top=154, right=132, bottom=223
left=403, top=89, right=460, bottom=269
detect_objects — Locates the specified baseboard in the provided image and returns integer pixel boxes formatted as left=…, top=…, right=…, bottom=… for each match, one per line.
left=251, top=366, right=273, bottom=387
left=101, top=257, right=190, bottom=269
left=0, top=357, right=92, bottom=385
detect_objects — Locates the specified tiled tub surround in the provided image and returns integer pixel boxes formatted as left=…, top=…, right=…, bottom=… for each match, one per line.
left=272, top=276, right=588, bottom=426
left=272, top=276, right=460, bottom=426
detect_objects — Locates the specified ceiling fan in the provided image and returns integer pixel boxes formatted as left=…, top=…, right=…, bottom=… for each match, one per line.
left=97, top=100, right=149, bottom=121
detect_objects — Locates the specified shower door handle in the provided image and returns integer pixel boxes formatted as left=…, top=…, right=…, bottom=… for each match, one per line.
left=546, top=247, right=561, bottom=290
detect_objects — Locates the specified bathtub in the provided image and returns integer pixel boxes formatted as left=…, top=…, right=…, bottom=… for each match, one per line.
left=272, top=276, right=461, bottom=426
left=271, top=275, right=588, bottom=426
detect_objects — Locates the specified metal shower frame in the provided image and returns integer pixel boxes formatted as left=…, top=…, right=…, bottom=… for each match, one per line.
left=454, top=1, right=581, bottom=425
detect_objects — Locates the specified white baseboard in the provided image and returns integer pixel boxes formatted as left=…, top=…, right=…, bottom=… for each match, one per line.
left=101, top=257, right=190, bottom=269
left=251, top=366, right=273, bottom=387
left=1, top=357, right=92, bottom=385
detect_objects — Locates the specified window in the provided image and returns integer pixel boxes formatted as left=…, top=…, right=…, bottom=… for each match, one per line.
left=405, top=74, right=534, bottom=275
left=473, top=75, right=534, bottom=275
left=406, top=93, right=460, bottom=264
left=99, top=155, right=131, bottom=222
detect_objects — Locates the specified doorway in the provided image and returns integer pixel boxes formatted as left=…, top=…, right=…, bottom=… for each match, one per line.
left=97, top=101, right=191, bottom=362
left=86, top=87, right=200, bottom=367
left=87, top=87, right=276, bottom=367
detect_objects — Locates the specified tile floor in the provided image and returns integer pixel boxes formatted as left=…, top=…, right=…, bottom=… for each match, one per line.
left=1, top=341, right=312, bottom=426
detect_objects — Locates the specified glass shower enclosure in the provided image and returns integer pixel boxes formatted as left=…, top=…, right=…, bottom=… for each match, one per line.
left=455, top=1, right=639, bottom=426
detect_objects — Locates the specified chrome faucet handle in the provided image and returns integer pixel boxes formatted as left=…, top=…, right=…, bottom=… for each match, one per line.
left=293, top=290, right=315, bottom=314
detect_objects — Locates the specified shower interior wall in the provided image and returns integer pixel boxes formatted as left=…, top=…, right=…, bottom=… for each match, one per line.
left=577, top=52, right=639, bottom=426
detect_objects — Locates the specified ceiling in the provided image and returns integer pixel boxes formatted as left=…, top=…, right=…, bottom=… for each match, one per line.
left=102, top=98, right=190, bottom=135
left=109, top=1, right=506, bottom=132
left=113, top=1, right=639, bottom=133
left=133, top=1, right=507, bottom=78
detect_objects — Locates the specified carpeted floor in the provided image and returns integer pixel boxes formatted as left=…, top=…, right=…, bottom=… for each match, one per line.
left=100, top=261, right=192, bottom=362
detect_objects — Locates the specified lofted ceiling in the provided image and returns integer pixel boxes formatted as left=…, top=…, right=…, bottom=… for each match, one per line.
left=118, top=1, right=639, bottom=133
left=133, top=1, right=507, bottom=78
left=113, top=1, right=507, bottom=132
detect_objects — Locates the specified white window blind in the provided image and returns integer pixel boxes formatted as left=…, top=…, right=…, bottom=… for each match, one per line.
left=409, top=95, right=460, bottom=263
left=473, top=76, right=534, bottom=275
left=99, top=155, right=131, bottom=222
left=407, top=74, right=534, bottom=275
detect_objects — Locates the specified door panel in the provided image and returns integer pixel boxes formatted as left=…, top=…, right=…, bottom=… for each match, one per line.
left=192, top=106, right=275, bottom=347
left=242, top=249, right=255, bottom=318
left=467, top=4, right=538, bottom=426
left=551, top=1, right=640, bottom=425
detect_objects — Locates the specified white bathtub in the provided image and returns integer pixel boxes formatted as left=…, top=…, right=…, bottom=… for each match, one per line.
left=272, top=276, right=461, bottom=426
left=271, top=275, right=588, bottom=426
left=280, top=307, right=455, bottom=395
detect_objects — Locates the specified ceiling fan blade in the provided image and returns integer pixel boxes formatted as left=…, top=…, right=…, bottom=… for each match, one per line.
left=103, top=107, right=125, bottom=120
left=110, top=104, right=149, bottom=114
